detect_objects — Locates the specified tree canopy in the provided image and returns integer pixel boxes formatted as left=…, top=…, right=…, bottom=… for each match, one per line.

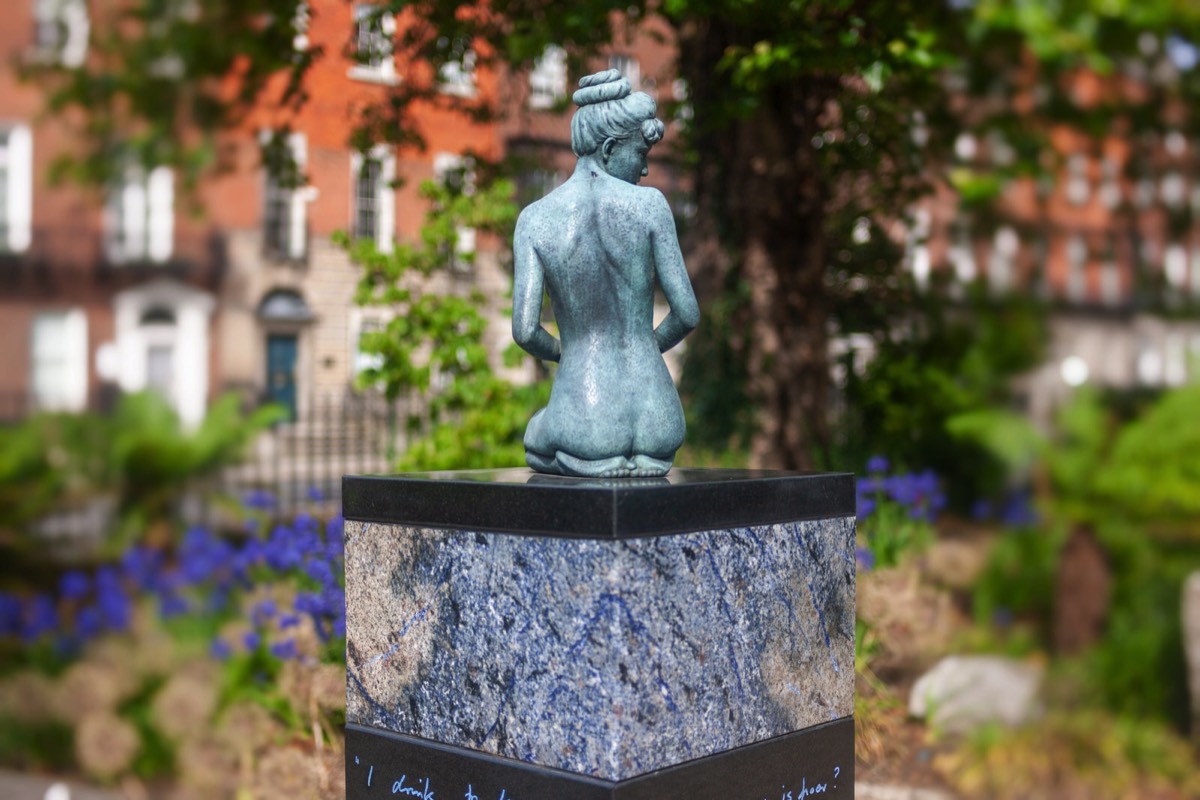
left=29, top=0, right=1200, bottom=470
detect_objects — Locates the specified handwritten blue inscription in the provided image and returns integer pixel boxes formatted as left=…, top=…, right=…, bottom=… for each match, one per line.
left=765, top=765, right=842, bottom=799
left=353, top=753, right=840, bottom=799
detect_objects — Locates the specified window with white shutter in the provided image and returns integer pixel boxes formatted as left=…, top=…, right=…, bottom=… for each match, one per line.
left=351, top=146, right=395, bottom=253
left=105, top=164, right=174, bottom=264
left=262, top=132, right=308, bottom=261
left=0, top=126, right=33, bottom=253
left=31, top=309, right=88, bottom=412
left=349, top=4, right=396, bottom=83
left=529, top=45, right=567, bottom=109
left=33, top=0, right=89, bottom=67
left=433, top=152, right=476, bottom=277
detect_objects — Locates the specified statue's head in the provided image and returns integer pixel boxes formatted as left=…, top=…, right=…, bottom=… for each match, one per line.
left=571, top=69, right=665, bottom=185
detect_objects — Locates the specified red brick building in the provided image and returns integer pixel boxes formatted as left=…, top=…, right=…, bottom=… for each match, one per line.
left=0, top=0, right=680, bottom=425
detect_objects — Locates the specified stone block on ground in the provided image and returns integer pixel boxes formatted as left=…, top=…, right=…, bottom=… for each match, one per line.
left=909, top=654, right=1044, bottom=734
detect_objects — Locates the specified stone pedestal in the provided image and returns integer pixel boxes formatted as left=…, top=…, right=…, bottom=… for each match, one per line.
left=342, top=468, right=856, bottom=799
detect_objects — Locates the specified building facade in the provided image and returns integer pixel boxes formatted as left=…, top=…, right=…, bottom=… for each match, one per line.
left=0, top=0, right=683, bottom=426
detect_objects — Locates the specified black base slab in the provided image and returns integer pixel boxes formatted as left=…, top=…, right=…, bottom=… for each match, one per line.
left=343, top=468, right=854, bottom=538
left=345, top=718, right=854, bottom=800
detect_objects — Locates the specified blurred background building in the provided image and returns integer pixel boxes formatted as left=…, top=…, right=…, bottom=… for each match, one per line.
left=0, top=0, right=682, bottom=437
left=2, top=2, right=1199, bottom=438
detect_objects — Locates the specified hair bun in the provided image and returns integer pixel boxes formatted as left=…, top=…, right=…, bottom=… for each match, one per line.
left=573, top=69, right=630, bottom=107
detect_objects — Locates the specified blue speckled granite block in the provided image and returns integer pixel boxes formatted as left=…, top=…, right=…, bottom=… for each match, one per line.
left=343, top=477, right=855, bottom=783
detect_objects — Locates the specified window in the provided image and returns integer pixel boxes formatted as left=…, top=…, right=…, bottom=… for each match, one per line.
left=1165, top=244, right=1188, bottom=288
left=517, top=168, right=560, bottom=208
left=609, top=54, right=641, bottom=89
left=0, top=125, right=33, bottom=253
left=1099, top=237, right=1120, bottom=306
left=351, top=147, right=394, bottom=252
left=33, top=0, right=89, bottom=67
left=262, top=131, right=308, bottom=261
left=30, top=310, right=88, bottom=412
left=1191, top=246, right=1200, bottom=300
left=1161, top=170, right=1186, bottom=208
left=1065, top=153, right=1089, bottom=205
left=433, top=152, right=476, bottom=276
left=350, top=4, right=396, bottom=82
left=292, top=1, right=310, bottom=52
left=1099, top=157, right=1122, bottom=209
left=529, top=45, right=567, bottom=109
left=437, top=37, right=477, bottom=97
left=104, top=164, right=174, bottom=264
left=988, top=226, right=1018, bottom=294
left=949, top=221, right=976, bottom=282
left=353, top=317, right=385, bottom=377
left=1066, top=234, right=1088, bottom=302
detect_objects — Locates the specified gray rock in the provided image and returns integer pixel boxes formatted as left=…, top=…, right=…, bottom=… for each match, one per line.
left=909, top=655, right=1044, bottom=734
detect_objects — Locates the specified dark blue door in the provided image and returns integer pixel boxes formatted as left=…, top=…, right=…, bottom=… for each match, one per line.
left=266, top=334, right=298, bottom=421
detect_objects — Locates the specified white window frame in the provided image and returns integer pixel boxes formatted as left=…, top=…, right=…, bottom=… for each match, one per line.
left=261, top=131, right=308, bottom=261
left=608, top=54, right=641, bottom=90
left=292, top=0, right=311, bottom=52
left=33, top=0, right=89, bottom=68
left=1065, top=153, right=1089, bottom=205
left=104, top=164, right=174, bottom=264
left=988, top=226, right=1018, bottom=294
left=30, top=309, right=88, bottom=412
left=0, top=124, right=33, bottom=254
left=433, top=152, right=476, bottom=277
left=350, top=146, right=395, bottom=254
left=529, top=45, right=567, bottom=110
left=437, top=37, right=477, bottom=98
left=1066, top=234, right=1088, bottom=302
left=348, top=4, right=397, bottom=84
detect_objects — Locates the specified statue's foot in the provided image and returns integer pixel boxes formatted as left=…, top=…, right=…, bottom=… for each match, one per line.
left=630, top=454, right=672, bottom=477
left=526, top=450, right=673, bottom=478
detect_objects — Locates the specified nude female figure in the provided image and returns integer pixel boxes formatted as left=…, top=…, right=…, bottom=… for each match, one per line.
left=512, top=69, right=699, bottom=478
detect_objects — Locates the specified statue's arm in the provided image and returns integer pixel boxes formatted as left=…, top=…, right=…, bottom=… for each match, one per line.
left=512, top=213, right=561, bottom=363
left=649, top=195, right=700, bottom=353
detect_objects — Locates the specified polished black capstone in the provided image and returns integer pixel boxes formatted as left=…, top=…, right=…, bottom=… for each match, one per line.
left=342, top=467, right=854, bottom=538
left=345, top=718, right=854, bottom=800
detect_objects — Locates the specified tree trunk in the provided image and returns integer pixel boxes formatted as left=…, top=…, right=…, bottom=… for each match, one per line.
left=677, top=19, right=835, bottom=469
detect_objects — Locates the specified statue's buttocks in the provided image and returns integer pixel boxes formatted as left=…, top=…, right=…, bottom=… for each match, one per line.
left=512, top=70, right=698, bottom=478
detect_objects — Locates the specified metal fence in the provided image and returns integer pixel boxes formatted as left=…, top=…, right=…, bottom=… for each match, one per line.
left=2, top=391, right=419, bottom=554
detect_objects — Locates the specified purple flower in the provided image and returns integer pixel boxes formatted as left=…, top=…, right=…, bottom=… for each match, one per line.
left=21, top=594, right=58, bottom=643
left=243, top=489, right=277, bottom=510
left=866, top=455, right=890, bottom=474
left=279, top=613, right=301, bottom=630
left=97, top=584, right=131, bottom=632
left=252, top=599, right=277, bottom=626
left=120, top=546, right=164, bottom=591
left=75, top=604, right=103, bottom=641
left=59, top=571, right=91, bottom=601
left=856, top=496, right=876, bottom=520
left=855, top=546, right=876, bottom=572
left=306, top=486, right=324, bottom=503
left=243, top=630, right=261, bottom=651
left=158, top=592, right=188, bottom=618
left=326, top=515, right=344, bottom=542
left=210, top=638, right=233, bottom=660
left=0, top=593, right=22, bottom=637
left=294, top=591, right=324, bottom=616
left=270, top=639, right=298, bottom=660
left=305, top=557, right=335, bottom=587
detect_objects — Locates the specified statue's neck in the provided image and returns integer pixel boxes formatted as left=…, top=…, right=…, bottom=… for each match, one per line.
left=575, top=154, right=607, bottom=178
